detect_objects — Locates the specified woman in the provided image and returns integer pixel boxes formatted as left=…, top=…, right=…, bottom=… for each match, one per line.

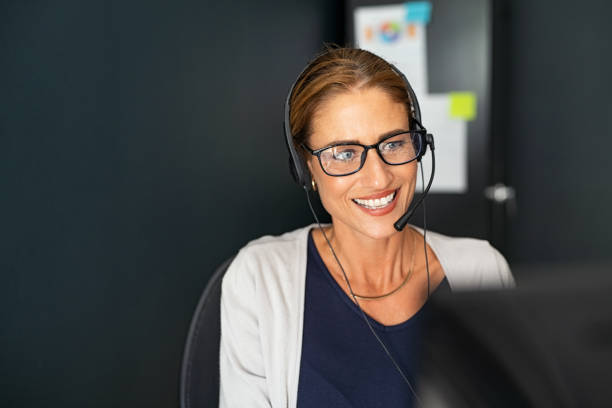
left=219, top=47, right=514, bottom=407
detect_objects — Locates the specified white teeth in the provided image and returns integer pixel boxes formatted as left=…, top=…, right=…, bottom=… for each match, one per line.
left=353, top=191, right=396, bottom=209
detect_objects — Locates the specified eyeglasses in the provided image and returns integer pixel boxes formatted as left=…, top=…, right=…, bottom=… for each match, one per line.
left=302, top=130, right=424, bottom=177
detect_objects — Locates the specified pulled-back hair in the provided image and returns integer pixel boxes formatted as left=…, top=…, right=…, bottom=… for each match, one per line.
left=289, top=46, right=414, bottom=153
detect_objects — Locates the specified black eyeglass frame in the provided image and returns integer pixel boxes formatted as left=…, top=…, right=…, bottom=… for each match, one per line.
left=302, top=129, right=426, bottom=177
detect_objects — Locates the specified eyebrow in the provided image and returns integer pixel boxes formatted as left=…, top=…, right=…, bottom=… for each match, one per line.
left=319, top=128, right=409, bottom=149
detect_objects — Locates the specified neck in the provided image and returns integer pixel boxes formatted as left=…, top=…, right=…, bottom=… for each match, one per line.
left=322, top=220, right=416, bottom=293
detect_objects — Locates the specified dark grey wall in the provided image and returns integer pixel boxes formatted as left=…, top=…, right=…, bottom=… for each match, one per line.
left=1, top=1, right=341, bottom=406
left=3, top=0, right=612, bottom=406
left=496, top=0, right=612, bottom=264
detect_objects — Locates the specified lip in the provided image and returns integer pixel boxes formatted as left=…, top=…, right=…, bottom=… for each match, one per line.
left=351, top=188, right=399, bottom=217
left=353, top=188, right=398, bottom=201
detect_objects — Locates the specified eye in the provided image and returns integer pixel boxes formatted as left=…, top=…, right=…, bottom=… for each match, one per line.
left=333, top=149, right=357, bottom=161
left=381, top=140, right=405, bottom=151
left=330, top=146, right=360, bottom=162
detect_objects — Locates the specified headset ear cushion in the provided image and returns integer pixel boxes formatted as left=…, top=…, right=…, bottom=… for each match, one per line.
left=416, top=129, right=427, bottom=162
left=297, top=154, right=312, bottom=190
left=288, top=156, right=300, bottom=184
left=288, top=153, right=312, bottom=190
left=303, top=168, right=312, bottom=191
left=410, top=117, right=426, bottom=162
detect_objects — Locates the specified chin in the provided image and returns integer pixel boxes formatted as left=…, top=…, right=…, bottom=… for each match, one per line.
left=332, top=214, right=399, bottom=241
left=357, top=219, right=400, bottom=240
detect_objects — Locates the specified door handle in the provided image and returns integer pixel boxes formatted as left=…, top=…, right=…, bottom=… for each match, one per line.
left=484, top=183, right=517, bottom=215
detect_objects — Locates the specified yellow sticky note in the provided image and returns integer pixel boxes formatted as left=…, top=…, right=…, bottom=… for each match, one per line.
left=449, top=92, right=477, bottom=121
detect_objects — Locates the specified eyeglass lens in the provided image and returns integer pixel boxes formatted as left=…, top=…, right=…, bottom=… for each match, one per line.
left=318, top=132, right=421, bottom=176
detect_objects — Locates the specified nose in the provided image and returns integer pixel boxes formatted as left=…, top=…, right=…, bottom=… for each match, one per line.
left=359, top=148, right=393, bottom=188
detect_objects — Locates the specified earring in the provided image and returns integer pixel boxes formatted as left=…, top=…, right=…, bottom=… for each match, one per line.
left=311, top=179, right=317, bottom=191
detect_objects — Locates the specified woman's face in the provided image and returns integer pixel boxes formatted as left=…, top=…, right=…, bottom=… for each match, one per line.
left=307, top=87, right=418, bottom=240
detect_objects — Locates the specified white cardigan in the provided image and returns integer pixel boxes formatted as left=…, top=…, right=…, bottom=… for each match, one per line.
left=219, top=224, right=514, bottom=408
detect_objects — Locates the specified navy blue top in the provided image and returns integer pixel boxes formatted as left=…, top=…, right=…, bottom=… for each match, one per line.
left=297, top=230, right=448, bottom=407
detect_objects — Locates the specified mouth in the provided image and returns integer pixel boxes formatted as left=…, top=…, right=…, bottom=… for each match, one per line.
left=351, top=189, right=398, bottom=211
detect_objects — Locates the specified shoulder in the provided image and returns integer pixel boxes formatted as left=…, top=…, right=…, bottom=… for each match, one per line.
left=227, top=224, right=312, bottom=274
left=240, top=224, right=311, bottom=258
left=222, top=224, right=313, bottom=295
left=413, top=227, right=515, bottom=291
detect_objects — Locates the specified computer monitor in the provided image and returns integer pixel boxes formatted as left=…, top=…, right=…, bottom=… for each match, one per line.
left=419, top=263, right=612, bottom=407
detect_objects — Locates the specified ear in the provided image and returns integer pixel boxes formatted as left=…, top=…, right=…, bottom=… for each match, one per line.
left=306, top=158, right=314, bottom=174
left=305, top=158, right=319, bottom=191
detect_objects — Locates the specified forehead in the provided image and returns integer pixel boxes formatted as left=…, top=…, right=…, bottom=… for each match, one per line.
left=309, top=87, right=409, bottom=148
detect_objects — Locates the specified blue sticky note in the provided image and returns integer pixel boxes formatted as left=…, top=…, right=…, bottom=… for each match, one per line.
left=404, top=2, right=432, bottom=24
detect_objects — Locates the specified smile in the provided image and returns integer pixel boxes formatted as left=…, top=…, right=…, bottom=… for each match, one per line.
left=352, top=190, right=397, bottom=210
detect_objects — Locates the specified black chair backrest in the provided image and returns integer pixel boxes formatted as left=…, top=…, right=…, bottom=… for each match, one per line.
left=180, top=256, right=235, bottom=408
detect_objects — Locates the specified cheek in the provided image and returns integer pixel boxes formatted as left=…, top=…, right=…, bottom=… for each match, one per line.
left=317, top=177, right=354, bottom=212
left=402, top=165, right=419, bottom=200
left=400, top=161, right=418, bottom=181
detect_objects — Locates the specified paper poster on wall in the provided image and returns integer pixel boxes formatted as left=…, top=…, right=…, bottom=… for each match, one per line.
left=418, top=95, right=467, bottom=192
left=354, top=1, right=473, bottom=193
left=354, top=3, right=429, bottom=96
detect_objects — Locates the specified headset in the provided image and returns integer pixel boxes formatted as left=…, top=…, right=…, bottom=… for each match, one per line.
left=283, top=54, right=435, bottom=232
left=282, top=49, right=436, bottom=405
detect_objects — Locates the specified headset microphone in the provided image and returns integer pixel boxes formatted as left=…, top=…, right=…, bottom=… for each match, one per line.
left=394, top=133, right=435, bottom=231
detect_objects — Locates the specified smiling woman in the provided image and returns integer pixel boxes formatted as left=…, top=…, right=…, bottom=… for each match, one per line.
left=218, top=46, right=515, bottom=408
left=305, top=87, right=417, bottom=239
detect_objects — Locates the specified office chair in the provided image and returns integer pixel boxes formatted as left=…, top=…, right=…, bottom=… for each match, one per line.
left=180, top=256, right=235, bottom=408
